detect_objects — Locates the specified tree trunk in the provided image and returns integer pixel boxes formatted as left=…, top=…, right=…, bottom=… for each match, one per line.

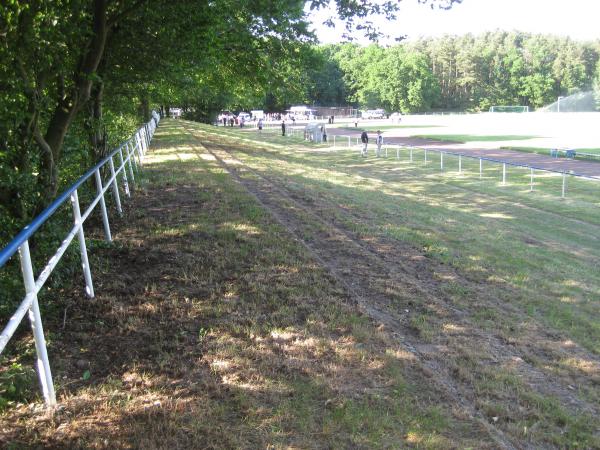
left=87, top=80, right=108, bottom=163
left=34, top=0, right=109, bottom=214
left=141, top=91, right=150, bottom=123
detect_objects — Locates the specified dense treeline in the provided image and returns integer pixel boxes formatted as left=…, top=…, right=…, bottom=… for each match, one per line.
left=306, top=32, right=600, bottom=113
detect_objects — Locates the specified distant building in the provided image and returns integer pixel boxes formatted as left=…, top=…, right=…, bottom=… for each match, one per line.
left=311, top=106, right=359, bottom=118
left=361, top=109, right=386, bottom=119
left=286, top=106, right=316, bottom=120
left=286, top=106, right=359, bottom=119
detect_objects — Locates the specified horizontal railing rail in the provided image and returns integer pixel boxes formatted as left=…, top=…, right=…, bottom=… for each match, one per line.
left=328, top=134, right=600, bottom=182
left=0, top=110, right=160, bottom=407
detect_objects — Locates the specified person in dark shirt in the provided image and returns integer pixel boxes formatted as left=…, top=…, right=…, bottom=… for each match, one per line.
left=360, top=131, right=368, bottom=157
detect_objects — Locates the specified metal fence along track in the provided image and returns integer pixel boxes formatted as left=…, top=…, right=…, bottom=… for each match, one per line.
left=0, top=111, right=160, bottom=407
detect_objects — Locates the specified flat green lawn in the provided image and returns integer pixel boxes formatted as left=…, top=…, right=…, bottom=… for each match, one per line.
left=413, top=134, right=541, bottom=143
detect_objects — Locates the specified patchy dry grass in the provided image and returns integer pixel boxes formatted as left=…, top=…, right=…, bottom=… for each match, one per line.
left=0, top=120, right=495, bottom=448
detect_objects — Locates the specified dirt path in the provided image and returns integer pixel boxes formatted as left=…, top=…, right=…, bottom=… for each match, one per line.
left=184, top=123, right=600, bottom=448
left=326, top=128, right=600, bottom=178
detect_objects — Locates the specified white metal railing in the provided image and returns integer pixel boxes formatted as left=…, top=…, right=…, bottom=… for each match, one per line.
left=327, top=138, right=600, bottom=199
left=209, top=121, right=600, bottom=199
left=0, top=111, right=160, bottom=407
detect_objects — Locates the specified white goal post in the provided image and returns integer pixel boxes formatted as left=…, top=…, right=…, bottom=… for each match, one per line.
left=489, top=105, right=529, bottom=113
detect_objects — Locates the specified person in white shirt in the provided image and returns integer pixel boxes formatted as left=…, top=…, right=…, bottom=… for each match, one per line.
left=376, top=130, right=383, bottom=157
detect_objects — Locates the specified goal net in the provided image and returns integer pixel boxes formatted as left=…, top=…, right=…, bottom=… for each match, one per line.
left=489, top=105, right=529, bottom=113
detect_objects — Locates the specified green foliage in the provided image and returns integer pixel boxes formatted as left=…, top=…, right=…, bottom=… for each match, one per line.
left=305, top=32, right=600, bottom=113
left=0, top=362, right=35, bottom=410
left=594, top=64, right=600, bottom=108
left=414, top=32, right=598, bottom=110
left=378, top=47, right=440, bottom=112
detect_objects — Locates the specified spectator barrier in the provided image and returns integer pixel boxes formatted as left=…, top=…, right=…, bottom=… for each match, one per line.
left=0, top=111, right=160, bottom=407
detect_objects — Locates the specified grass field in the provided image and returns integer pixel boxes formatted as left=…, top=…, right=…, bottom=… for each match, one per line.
left=237, top=124, right=600, bottom=351
left=2, top=119, right=599, bottom=448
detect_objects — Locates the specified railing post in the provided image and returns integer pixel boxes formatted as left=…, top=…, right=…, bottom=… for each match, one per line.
left=108, top=156, right=123, bottom=215
left=440, top=152, right=444, bottom=170
left=71, top=189, right=94, bottom=298
left=127, top=142, right=137, bottom=182
left=396, top=147, right=400, bottom=160
left=530, top=168, right=534, bottom=192
left=144, top=124, right=150, bottom=148
left=502, top=163, right=506, bottom=185
left=135, top=133, right=144, bottom=166
left=19, top=241, right=56, bottom=407
left=479, top=158, right=482, bottom=179
left=140, top=128, right=148, bottom=155
left=136, top=130, right=143, bottom=157
left=424, top=149, right=428, bottom=164
left=95, top=169, right=112, bottom=242
left=333, top=135, right=336, bottom=148
left=118, top=148, right=131, bottom=197
left=131, top=139, right=140, bottom=169
left=140, top=126, right=146, bottom=150
left=562, top=172, right=567, bottom=198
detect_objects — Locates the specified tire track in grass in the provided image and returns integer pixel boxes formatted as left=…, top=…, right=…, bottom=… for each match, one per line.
left=181, top=123, right=522, bottom=449
left=213, top=135, right=600, bottom=361
left=202, top=130, right=600, bottom=370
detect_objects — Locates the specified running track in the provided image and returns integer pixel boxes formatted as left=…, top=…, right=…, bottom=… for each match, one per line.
left=326, top=128, right=600, bottom=179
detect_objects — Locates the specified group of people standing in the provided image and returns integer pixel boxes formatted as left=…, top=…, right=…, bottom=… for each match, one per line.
left=360, top=130, right=384, bottom=157
left=221, top=115, right=246, bottom=127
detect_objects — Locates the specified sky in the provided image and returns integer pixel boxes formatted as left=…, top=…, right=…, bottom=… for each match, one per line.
left=309, top=0, right=600, bottom=45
